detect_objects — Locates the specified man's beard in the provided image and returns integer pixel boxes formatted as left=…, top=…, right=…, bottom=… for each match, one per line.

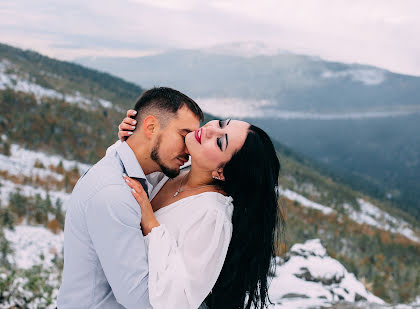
left=151, top=136, right=180, bottom=179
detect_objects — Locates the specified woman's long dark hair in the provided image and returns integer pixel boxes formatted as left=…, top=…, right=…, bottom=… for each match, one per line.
left=205, top=125, right=284, bottom=309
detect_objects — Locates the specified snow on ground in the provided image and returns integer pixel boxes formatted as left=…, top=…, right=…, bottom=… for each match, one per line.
left=269, top=239, right=385, bottom=308
left=279, top=187, right=334, bottom=215
left=0, top=144, right=90, bottom=177
left=279, top=187, right=420, bottom=244
left=0, top=178, right=70, bottom=207
left=0, top=58, right=114, bottom=109
left=0, top=144, right=90, bottom=206
left=4, top=225, right=63, bottom=269
left=345, top=199, right=420, bottom=243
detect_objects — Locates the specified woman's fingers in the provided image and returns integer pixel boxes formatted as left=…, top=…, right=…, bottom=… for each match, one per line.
left=126, top=109, right=137, bottom=118
left=123, top=176, right=148, bottom=206
left=118, top=117, right=137, bottom=141
left=118, top=131, right=133, bottom=142
left=120, top=122, right=136, bottom=131
left=123, top=117, right=137, bottom=126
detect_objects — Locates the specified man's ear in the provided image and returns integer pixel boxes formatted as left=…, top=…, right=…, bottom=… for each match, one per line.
left=211, top=168, right=225, bottom=181
left=143, top=115, right=159, bottom=139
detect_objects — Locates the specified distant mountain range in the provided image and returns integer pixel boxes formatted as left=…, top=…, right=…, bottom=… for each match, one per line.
left=76, top=46, right=420, bottom=219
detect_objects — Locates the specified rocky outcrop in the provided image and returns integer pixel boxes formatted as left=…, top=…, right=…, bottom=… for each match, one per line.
left=269, top=239, right=385, bottom=308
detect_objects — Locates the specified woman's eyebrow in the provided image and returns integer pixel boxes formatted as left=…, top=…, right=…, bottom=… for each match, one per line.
left=226, top=119, right=231, bottom=125
left=225, top=134, right=228, bottom=149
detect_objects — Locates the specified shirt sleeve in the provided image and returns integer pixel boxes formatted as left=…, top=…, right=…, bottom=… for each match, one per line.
left=85, top=184, right=151, bottom=309
left=145, top=197, right=233, bottom=309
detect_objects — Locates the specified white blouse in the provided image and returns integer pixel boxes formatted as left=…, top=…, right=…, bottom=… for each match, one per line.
left=145, top=187, right=234, bottom=309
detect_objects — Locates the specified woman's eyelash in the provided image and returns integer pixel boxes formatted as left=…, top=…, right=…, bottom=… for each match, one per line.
left=217, top=137, right=222, bottom=150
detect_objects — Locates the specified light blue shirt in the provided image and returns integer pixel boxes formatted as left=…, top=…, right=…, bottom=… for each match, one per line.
left=58, top=142, right=153, bottom=309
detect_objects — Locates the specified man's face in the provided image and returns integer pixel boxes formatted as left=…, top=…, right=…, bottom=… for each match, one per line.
left=151, top=105, right=200, bottom=178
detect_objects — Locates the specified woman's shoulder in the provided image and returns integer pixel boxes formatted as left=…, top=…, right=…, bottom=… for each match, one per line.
left=191, top=192, right=234, bottom=219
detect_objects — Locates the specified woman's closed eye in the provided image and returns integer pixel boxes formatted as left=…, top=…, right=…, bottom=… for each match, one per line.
left=217, top=137, right=223, bottom=150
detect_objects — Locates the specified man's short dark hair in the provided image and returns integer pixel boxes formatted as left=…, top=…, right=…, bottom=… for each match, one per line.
left=134, top=87, right=204, bottom=124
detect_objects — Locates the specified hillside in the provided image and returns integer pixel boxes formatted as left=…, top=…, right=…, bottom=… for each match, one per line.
left=0, top=43, right=419, bottom=306
left=76, top=47, right=420, bottom=220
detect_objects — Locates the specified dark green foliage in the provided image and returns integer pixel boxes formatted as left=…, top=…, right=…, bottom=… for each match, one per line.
left=8, top=189, right=29, bottom=218
left=0, top=207, right=17, bottom=230
left=5, top=189, right=65, bottom=228
left=54, top=199, right=65, bottom=228
left=0, top=89, right=122, bottom=164
left=0, top=141, right=10, bottom=156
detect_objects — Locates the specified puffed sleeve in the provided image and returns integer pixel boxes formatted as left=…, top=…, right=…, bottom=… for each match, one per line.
left=145, top=196, right=233, bottom=309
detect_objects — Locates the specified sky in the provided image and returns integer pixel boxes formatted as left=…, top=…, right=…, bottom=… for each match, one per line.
left=1, top=0, right=419, bottom=76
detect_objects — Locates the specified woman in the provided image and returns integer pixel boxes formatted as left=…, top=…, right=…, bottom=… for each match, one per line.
left=118, top=110, right=283, bottom=309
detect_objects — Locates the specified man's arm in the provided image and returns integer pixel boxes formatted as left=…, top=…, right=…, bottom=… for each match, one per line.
left=85, top=184, right=151, bottom=309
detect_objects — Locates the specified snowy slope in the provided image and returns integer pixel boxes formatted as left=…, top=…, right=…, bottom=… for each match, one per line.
left=279, top=187, right=420, bottom=243
left=0, top=143, right=90, bottom=206
left=4, top=225, right=63, bottom=269
left=7, top=226, right=408, bottom=309
left=0, top=58, right=115, bottom=110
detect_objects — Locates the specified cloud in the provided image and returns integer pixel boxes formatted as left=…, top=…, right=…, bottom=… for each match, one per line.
left=0, top=0, right=419, bottom=75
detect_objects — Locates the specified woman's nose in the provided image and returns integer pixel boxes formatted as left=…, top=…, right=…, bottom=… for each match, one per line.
left=205, top=126, right=222, bottom=138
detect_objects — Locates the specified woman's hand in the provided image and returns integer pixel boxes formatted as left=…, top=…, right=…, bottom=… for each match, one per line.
left=123, top=175, right=160, bottom=235
left=118, top=110, right=138, bottom=142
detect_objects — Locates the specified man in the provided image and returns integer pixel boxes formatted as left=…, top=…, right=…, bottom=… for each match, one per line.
left=58, top=87, right=203, bottom=308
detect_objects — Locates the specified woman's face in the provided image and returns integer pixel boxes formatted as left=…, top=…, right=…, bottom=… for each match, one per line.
left=185, top=119, right=250, bottom=172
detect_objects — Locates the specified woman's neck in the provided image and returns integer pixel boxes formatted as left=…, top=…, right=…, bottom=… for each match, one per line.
left=182, top=166, right=214, bottom=189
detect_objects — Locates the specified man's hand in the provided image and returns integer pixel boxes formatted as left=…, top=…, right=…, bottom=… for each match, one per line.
left=118, top=110, right=138, bottom=142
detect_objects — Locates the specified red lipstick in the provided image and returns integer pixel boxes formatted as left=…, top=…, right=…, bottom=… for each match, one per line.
left=194, top=128, right=202, bottom=144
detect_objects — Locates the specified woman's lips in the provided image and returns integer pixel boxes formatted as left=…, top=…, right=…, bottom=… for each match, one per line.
left=194, top=128, right=202, bottom=144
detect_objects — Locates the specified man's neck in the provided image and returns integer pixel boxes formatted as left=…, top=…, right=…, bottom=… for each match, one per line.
left=126, top=138, right=159, bottom=175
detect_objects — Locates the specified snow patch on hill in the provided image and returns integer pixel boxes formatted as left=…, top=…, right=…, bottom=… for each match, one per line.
left=279, top=187, right=333, bottom=215
left=0, top=144, right=90, bottom=206
left=0, top=59, right=114, bottom=110
left=322, top=69, right=386, bottom=85
left=269, top=239, right=385, bottom=308
left=1, top=144, right=90, bottom=176
left=4, top=225, right=63, bottom=269
left=346, top=199, right=420, bottom=243
left=0, top=179, right=70, bottom=207
left=279, top=187, right=420, bottom=244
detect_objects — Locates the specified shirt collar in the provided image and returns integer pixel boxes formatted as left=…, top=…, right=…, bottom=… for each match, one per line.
left=116, top=141, right=147, bottom=180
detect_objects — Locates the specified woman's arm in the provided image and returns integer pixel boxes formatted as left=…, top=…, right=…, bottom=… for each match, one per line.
left=123, top=176, right=233, bottom=309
